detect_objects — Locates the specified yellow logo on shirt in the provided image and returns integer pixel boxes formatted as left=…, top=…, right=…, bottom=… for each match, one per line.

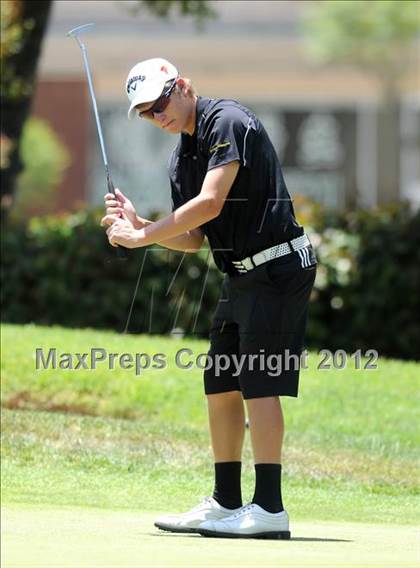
left=209, top=142, right=231, bottom=154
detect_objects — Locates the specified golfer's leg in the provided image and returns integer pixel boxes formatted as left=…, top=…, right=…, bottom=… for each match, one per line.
left=237, top=259, right=316, bottom=515
left=204, top=275, right=244, bottom=509
left=245, top=396, right=284, bottom=513
left=245, top=396, right=284, bottom=463
left=207, top=391, right=245, bottom=509
left=207, top=391, right=245, bottom=461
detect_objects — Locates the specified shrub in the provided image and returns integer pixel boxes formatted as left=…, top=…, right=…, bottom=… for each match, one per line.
left=1, top=202, right=419, bottom=359
left=1, top=210, right=222, bottom=337
left=10, top=118, right=70, bottom=221
left=300, top=200, right=420, bottom=360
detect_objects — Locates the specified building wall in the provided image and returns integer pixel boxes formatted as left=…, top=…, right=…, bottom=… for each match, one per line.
left=31, top=80, right=89, bottom=211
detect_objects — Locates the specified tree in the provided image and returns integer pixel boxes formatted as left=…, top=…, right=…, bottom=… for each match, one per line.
left=0, top=0, right=215, bottom=223
left=1, top=1, right=52, bottom=223
left=302, top=0, right=420, bottom=205
left=126, top=0, right=215, bottom=27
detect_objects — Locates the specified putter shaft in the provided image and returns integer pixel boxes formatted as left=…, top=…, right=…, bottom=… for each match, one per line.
left=68, top=23, right=127, bottom=260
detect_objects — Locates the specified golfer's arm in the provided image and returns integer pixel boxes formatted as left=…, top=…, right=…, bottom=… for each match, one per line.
left=133, top=216, right=204, bottom=252
left=138, top=161, right=240, bottom=248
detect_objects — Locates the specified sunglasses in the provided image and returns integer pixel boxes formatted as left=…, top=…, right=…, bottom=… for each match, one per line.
left=137, top=79, right=177, bottom=119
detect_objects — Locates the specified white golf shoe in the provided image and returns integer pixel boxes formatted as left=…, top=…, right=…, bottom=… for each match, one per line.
left=198, top=503, right=291, bottom=539
left=154, top=496, right=243, bottom=534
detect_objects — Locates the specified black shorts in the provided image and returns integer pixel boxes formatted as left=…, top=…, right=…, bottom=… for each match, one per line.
left=204, top=248, right=317, bottom=399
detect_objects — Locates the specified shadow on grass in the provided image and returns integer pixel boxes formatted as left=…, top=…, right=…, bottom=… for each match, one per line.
left=150, top=532, right=352, bottom=542
left=291, top=537, right=352, bottom=542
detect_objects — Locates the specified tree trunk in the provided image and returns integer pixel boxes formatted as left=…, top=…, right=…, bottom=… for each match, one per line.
left=1, top=0, right=52, bottom=223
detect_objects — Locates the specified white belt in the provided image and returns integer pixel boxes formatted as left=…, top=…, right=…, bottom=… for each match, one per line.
left=232, top=234, right=312, bottom=273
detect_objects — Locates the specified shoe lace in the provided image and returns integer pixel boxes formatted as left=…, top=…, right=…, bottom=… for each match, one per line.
left=231, top=503, right=254, bottom=518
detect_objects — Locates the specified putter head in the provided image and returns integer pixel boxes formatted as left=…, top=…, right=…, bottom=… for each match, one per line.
left=67, top=23, right=95, bottom=38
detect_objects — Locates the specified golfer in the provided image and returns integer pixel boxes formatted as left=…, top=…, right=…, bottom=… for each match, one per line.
left=101, top=58, right=317, bottom=539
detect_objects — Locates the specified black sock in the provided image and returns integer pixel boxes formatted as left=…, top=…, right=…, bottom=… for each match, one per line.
left=212, top=461, right=242, bottom=509
left=252, top=463, right=284, bottom=513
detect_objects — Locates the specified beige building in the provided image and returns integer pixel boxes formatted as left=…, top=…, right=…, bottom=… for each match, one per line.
left=33, top=0, right=420, bottom=214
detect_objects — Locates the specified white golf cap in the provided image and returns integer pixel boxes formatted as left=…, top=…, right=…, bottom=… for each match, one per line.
left=125, top=58, right=178, bottom=120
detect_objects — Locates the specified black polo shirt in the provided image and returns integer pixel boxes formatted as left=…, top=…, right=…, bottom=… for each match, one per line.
left=168, top=96, right=304, bottom=274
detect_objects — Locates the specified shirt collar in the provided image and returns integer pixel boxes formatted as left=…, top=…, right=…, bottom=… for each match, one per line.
left=180, top=96, right=212, bottom=149
left=194, top=96, right=212, bottom=136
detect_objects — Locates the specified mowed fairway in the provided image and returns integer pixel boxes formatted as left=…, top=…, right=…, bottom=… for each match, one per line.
left=2, top=506, right=418, bottom=568
left=1, top=324, right=419, bottom=567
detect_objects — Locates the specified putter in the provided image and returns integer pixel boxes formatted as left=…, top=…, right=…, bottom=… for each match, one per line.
left=67, top=23, right=127, bottom=260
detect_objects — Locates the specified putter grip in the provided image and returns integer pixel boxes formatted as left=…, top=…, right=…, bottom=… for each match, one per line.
left=107, top=175, right=128, bottom=260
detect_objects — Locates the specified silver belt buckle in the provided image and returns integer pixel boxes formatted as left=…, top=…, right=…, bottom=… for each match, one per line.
left=232, top=256, right=254, bottom=273
left=241, top=257, right=254, bottom=271
left=232, top=260, right=247, bottom=273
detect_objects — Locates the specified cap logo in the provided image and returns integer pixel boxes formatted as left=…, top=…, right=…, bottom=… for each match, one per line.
left=161, top=65, right=168, bottom=74
left=127, top=74, right=146, bottom=94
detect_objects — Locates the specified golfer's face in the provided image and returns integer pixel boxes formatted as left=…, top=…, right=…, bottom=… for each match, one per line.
left=136, top=89, right=184, bottom=133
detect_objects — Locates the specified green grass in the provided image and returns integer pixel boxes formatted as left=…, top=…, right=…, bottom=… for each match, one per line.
left=4, top=507, right=418, bottom=568
left=3, top=507, right=419, bottom=568
left=1, top=323, right=420, bottom=525
left=1, top=408, right=418, bottom=525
